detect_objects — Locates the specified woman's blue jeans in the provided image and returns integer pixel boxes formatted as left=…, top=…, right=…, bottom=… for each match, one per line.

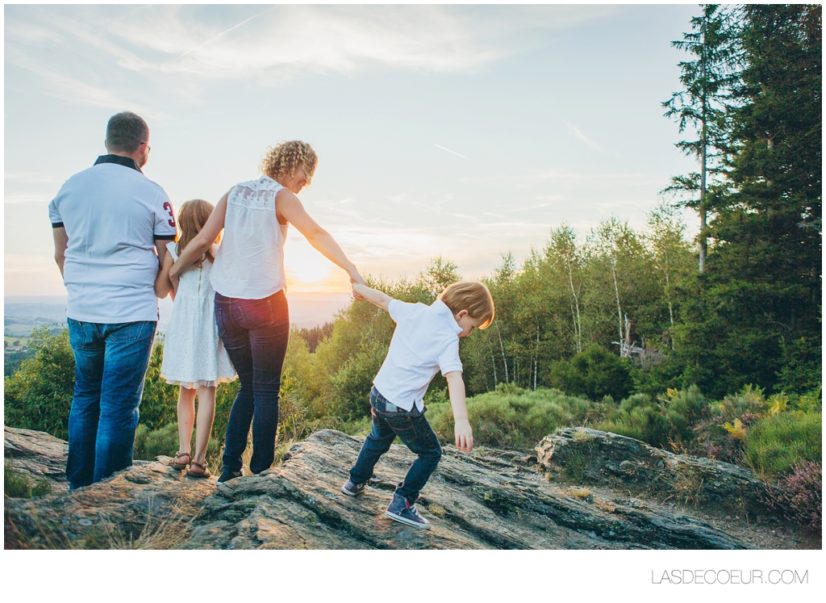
left=66, top=318, right=156, bottom=490
left=348, top=387, right=442, bottom=503
left=215, top=291, right=289, bottom=475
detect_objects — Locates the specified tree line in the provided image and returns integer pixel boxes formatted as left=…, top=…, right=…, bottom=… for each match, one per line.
left=4, top=3, right=820, bottom=478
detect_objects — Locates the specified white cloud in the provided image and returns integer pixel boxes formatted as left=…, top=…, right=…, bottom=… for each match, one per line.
left=6, top=52, right=163, bottom=117
left=8, top=4, right=617, bottom=84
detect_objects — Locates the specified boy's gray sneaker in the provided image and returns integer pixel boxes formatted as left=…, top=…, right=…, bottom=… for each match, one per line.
left=341, top=479, right=366, bottom=497
left=385, top=492, right=430, bottom=529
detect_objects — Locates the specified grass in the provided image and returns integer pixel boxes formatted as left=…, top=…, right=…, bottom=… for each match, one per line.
left=744, top=412, right=821, bottom=479
left=4, top=464, right=52, bottom=498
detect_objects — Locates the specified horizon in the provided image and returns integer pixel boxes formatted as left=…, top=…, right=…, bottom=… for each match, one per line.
left=5, top=290, right=355, bottom=331
left=5, top=4, right=700, bottom=298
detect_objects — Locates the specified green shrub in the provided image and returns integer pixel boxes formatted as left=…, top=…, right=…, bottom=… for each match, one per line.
left=329, top=342, right=386, bottom=422
left=133, top=423, right=222, bottom=466
left=549, top=345, right=633, bottom=401
left=789, top=389, right=822, bottom=414
left=595, top=386, right=708, bottom=449
left=138, top=341, right=179, bottom=431
left=4, top=327, right=74, bottom=439
left=744, top=412, right=822, bottom=479
left=428, top=386, right=594, bottom=451
left=713, top=384, right=769, bottom=424
left=4, top=463, right=51, bottom=498
left=597, top=397, right=669, bottom=446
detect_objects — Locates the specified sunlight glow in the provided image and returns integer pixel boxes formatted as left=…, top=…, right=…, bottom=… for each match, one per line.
left=284, top=237, right=351, bottom=293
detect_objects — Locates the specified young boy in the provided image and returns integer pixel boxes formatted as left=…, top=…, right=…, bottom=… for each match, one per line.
left=341, top=281, right=495, bottom=529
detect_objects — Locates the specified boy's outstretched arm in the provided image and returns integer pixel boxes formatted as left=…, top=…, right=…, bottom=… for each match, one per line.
left=445, top=371, right=473, bottom=453
left=352, top=283, right=393, bottom=312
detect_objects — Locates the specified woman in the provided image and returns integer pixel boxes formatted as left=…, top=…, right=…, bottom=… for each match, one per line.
left=170, top=141, right=364, bottom=482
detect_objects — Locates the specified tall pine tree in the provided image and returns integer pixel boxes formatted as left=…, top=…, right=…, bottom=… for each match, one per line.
left=679, top=4, right=822, bottom=395
left=663, top=4, right=740, bottom=273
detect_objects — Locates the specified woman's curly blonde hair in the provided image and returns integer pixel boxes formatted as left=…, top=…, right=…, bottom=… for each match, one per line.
left=260, top=141, right=318, bottom=184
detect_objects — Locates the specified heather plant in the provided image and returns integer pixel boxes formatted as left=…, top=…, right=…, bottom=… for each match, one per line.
left=765, top=461, right=822, bottom=532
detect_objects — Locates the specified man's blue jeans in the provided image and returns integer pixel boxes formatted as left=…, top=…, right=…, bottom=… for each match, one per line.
left=66, top=319, right=156, bottom=490
left=215, top=291, right=289, bottom=475
left=349, top=387, right=442, bottom=503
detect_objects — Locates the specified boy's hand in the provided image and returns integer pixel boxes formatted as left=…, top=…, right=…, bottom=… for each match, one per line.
left=352, top=283, right=365, bottom=301
left=454, top=419, right=474, bottom=453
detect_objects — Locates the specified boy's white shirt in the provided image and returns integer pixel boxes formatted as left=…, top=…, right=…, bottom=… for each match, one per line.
left=373, top=299, right=463, bottom=412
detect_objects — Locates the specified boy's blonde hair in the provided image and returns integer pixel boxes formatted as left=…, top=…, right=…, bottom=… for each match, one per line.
left=438, top=281, right=495, bottom=329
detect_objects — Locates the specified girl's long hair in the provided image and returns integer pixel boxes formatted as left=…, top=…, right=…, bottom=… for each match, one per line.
left=176, top=199, right=217, bottom=267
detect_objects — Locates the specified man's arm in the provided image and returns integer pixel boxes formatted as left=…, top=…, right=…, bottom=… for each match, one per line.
left=445, top=371, right=473, bottom=453
left=52, top=227, right=68, bottom=278
left=352, top=283, right=393, bottom=312
left=154, top=240, right=169, bottom=274
left=155, top=251, right=175, bottom=299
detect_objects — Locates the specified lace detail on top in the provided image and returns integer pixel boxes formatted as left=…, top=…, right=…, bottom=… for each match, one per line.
left=228, top=176, right=283, bottom=211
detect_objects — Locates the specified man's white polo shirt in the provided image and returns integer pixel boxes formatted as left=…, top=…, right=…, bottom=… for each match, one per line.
left=373, top=299, right=463, bottom=412
left=48, top=156, right=176, bottom=323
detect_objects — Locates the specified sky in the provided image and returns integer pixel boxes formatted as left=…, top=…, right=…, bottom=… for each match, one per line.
left=4, top=2, right=700, bottom=297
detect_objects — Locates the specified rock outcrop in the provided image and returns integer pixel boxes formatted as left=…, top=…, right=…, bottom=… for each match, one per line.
left=4, top=426, right=814, bottom=550
left=536, top=427, right=776, bottom=518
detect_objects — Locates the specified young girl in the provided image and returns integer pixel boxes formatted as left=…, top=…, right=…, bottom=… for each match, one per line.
left=156, top=199, right=236, bottom=478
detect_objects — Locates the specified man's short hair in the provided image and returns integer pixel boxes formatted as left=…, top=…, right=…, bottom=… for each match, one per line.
left=105, top=112, right=148, bottom=153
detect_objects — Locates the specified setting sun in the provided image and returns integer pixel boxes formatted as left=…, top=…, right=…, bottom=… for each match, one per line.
left=284, top=237, right=351, bottom=293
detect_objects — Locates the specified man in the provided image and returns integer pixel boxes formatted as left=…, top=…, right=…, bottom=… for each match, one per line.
left=49, top=111, right=177, bottom=490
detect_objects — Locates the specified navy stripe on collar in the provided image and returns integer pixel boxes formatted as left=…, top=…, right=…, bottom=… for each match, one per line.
left=94, top=154, right=142, bottom=173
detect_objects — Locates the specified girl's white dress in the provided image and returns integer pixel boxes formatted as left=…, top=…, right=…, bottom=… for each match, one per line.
left=160, top=243, right=236, bottom=388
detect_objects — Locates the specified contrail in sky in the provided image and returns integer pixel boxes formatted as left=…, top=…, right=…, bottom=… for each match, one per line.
left=178, top=10, right=270, bottom=58
left=434, top=143, right=470, bottom=160
left=563, top=120, right=603, bottom=152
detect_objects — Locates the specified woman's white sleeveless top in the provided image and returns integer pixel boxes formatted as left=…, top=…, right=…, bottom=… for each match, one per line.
left=210, top=176, right=288, bottom=299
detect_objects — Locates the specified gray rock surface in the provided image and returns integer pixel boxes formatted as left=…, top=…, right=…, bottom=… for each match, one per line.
left=536, top=427, right=777, bottom=519
left=4, top=426, right=814, bottom=550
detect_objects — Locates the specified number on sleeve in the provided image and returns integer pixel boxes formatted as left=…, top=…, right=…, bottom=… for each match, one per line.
left=163, top=202, right=176, bottom=228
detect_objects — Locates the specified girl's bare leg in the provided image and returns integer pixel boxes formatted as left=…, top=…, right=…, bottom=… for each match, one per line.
left=177, top=386, right=197, bottom=455
left=192, top=385, right=217, bottom=465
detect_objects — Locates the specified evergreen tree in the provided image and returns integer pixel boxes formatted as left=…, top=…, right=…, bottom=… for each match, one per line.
left=681, top=4, right=822, bottom=395
left=663, top=4, right=740, bottom=272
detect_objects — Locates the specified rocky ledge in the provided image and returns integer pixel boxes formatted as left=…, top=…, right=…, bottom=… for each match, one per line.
left=4, top=426, right=816, bottom=549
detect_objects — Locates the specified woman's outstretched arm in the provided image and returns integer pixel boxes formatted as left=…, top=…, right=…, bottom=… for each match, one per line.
left=168, top=191, right=229, bottom=286
left=276, top=189, right=365, bottom=285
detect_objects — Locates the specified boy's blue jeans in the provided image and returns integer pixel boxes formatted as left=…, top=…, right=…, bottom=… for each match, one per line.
left=215, top=291, right=289, bottom=475
left=349, top=387, right=442, bottom=504
left=66, top=318, right=156, bottom=490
